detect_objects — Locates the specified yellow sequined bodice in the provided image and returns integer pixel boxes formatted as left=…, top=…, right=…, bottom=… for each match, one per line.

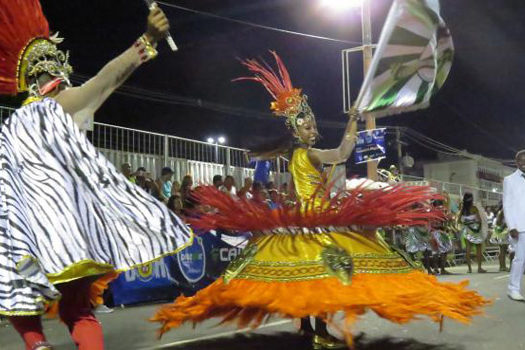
left=289, top=148, right=324, bottom=203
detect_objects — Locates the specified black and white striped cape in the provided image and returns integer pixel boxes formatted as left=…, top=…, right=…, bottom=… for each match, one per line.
left=0, top=99, right=193, bottom=316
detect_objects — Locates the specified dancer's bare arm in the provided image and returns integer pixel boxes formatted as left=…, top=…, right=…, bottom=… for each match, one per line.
left=308, top=114, right=358, bottom=166
left=56, top=7, right=170, bottom=126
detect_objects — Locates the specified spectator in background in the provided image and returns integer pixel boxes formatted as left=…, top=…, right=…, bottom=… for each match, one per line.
left=265, top=181, right=276, bottom=191
left=155, top=167, right=174, bottom=204
left=251, top=181, right=266, bottom=203
left=268, top=189, right=281, bottom=209
left=171, top=180, right=181, bottom=196
left=180, top=175, right=194, bottom=208
left=135, top=167, right=157, bottom=195
left=121, top=162, right=136, bottom=183
left=167, top=194, right=184, bottom=217
left=213, top=175, right=223, bottom=189
left=221, top=175, right=237, bottom=196
left=237, top=177, right=253, bottom=199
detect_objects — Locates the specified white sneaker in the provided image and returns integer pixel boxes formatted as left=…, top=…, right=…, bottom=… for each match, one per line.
left=94, top=304, right=114, bottom=314
left=507, top=291, right=525, bottom=301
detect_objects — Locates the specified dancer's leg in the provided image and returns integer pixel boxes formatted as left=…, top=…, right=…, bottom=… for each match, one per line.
left=500, top=245, right=507, bottom=271
left=466, top=242, right=472, bottom=273
left=477, top=245, right=486, bottom=273
left=8, top=316, right=49, bottom=350
left=57, top=277, right=104, bottom=350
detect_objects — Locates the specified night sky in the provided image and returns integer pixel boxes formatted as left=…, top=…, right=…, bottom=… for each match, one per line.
left=2, top=0, right=525, bottom=167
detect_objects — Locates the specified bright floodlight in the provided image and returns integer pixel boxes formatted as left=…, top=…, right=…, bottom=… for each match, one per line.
left=218, top=136, right=226, bottom=144
left=207, top=137, right=215, bottom=144
left=321, top=0, right=363, bottom=10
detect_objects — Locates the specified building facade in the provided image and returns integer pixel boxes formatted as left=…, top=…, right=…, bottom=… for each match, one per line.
left=423, top=156, right=514, bottom=206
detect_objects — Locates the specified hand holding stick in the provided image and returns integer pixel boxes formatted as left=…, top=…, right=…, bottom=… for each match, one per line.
left=144, top=0, right=178, bottom=51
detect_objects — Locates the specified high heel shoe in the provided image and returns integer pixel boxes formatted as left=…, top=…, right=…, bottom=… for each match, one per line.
left=312, top=334, right=347, bottom=349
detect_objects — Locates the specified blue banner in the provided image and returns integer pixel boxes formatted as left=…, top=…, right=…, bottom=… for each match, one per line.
left=253, top=160, right=271, bottom=185
left=110, top=257, right=179, bottom=306
left=354, top=128, right=386, bottom=164
left=110, top=231, right=248, bottom=305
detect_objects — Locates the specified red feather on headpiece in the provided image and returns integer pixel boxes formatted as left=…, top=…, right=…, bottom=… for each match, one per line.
left=233, top=51, right=304, bottom=117
left=0, top=0, right=50, bottom=95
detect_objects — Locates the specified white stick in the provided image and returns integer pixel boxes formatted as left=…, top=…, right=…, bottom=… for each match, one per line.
left=144, top=0, right=178, bottom=51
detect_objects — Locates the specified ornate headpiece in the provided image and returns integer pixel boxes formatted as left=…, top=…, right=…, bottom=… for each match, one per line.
left=0, top=0, right=72, bottom=98
left=234, top=51, right=316, bottom=135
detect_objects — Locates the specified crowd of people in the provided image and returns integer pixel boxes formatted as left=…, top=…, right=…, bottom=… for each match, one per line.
left=120, top=162, right=299, bottom=219
left=122, top=160, right=513, bottom=280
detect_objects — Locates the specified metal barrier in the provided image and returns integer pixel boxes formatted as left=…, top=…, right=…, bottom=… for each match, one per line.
left=401, top=174, right=502, bottom=206
left=1, top=104, right=501, bottom=201
left=0, top=105, right=287, bottom=186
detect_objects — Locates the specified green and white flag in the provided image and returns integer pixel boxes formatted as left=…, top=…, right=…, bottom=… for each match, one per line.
left=354, top=0, right=454, bottom=118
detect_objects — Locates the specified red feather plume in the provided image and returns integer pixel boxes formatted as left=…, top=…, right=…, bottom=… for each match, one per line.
left=233, top=51, right=293, bottom=100
left=0, top=0, right=50, bottom=95
left=233, top=51, right=304, bottom=116
left=187, top=184, right=446, bottom=234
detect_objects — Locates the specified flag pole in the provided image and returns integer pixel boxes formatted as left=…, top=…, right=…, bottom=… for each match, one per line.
left=361, top=0, right=378, bottom=180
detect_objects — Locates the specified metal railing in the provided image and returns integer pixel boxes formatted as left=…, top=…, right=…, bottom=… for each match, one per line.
left=1, top=104, right=501, bottom=203
left=1, top=105, right=288, bottom=185
left=401, top=174, right=502, bottom=206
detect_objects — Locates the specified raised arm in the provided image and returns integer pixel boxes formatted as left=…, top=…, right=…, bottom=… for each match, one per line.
left=55, top=7, right=170, bottom=127
left=308, top=114, right=358, bottom=166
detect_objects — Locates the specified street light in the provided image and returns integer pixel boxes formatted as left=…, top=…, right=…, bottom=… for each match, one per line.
left=320, top=0, right=363, bottom=10
left=206, top=136, right=227, bottom=163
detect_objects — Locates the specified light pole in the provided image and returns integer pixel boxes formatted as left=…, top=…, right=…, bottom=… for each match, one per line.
left=324, top=0, right=376, bottom=180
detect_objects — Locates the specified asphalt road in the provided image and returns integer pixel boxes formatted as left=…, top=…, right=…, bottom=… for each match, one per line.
left=2, top=263, right=524, bottom=350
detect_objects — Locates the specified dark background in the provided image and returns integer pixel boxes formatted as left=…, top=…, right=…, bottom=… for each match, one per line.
left=2, top=0, right=524, bottom=170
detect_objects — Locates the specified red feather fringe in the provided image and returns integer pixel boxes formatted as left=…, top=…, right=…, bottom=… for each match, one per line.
left=187, top=184, right=445, bottom=234
left=0, top=0, right=50, bottom=95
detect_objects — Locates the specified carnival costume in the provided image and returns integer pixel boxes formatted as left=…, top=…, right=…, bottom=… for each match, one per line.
left=404, top=225, right=432, bottom=254
left=0, top=0, right=191, bottom=326
left=490, top=209, right=509, bottom=246
left=431, top=228, right=454, bottom=255
left=459, top=203, right=488, bottom=245
left=152, top=52, right=488, bottom=346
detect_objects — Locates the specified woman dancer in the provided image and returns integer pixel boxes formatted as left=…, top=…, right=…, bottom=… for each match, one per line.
left=459, top=193, right=489, bottom=273
left=0, top=2, right=192, bottom=349
left=404, top=225, right=435, bottom=274
left=152, top=52, right=488, bottom=348
left=490, top=203, right=511, bottom=271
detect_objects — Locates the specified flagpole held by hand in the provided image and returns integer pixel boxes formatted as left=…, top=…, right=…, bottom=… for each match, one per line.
left=144, top=0, right=178, bottom=51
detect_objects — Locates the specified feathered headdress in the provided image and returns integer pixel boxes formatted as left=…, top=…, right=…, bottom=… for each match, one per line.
left=234, top=51, right=316, bottom=135
left=0, top=0, right=72, bottom=97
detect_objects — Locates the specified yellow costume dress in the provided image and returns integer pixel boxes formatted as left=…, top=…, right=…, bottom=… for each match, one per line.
left=152, top=148, right=488, bottom=344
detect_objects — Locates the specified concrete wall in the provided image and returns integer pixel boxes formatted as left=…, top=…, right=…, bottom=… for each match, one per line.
left=423, top=159, right=477, bottom=187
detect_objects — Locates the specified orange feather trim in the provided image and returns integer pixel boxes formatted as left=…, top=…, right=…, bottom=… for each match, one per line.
left=151, top=272, right=490, bottom=344
left=45, top=272, right=119, bottom=318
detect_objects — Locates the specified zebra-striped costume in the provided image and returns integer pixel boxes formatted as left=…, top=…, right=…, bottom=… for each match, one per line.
left=0, top=98, right=193, bottom=316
